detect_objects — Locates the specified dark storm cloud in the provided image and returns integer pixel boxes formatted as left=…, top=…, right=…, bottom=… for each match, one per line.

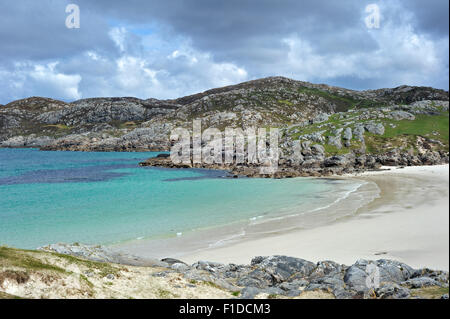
left=77, top=0, right=378, bottom=62
left=0, top=0, right=115, bottom=61
left=0, top=0, right=448, bottom=104
left=399, top=0, right=449, bottom=37
left=77, top=0, right=448, bottom=61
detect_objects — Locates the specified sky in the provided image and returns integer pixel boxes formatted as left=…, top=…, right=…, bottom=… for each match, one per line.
left=0, top=0, right=448, bottom=104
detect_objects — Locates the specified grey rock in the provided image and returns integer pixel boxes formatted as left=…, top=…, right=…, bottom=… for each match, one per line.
left=389, top=110, right=415, bottom=121
left=251, top=256, right=316, bottom=283
left=375, top=283, right=410, bottom=299
left=310, top=261, right=343, bottom=278
left=236, top=269, right=274, bottom=288
left=342, top=127, right=352, bottom=141
left=261, top=287, right=285, bottom=296
left=193, top=260, right=225, bottom=272
left=240, top=287, right=261, bottom=299
left=405, top=277, right=440, bottom=288
left=278, top=280, right=308, bottom=292
left=324, top=155, right=351, bottom=167
left=364, top=122, right=385, bottom=135
left=299, top=131, right=325, bottom=143
left=311, top=113, right=329, bottom=124
left=305, top=274, right=346, bottom=296
left=375, top=259, right=414, bottom=283
left=353, top=125, right=365, bottom=143
left=328, top=135, right=342, bottom=149
left=343, top=265, right=369, bottom=292
left=310, top=144, right=325, bottom=156
left=171, top=263, right=191, bottom=272
left=162, top=258, right=187, bottom=266
left=334, top=289, right=359, bottom=299
left=152, top=271, right=171, bottom=278
left=38, top=243, right=168, bottom=267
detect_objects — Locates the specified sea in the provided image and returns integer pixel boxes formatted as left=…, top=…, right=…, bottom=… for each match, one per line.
left=0, top=148, right=369, bottom=252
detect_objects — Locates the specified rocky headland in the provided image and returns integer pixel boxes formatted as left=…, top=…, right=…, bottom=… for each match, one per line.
left=1, top=77, right=448, bottom=177
left=0, top=77, right=449, bottom=177
left=0, top=243, right=448, bottom=299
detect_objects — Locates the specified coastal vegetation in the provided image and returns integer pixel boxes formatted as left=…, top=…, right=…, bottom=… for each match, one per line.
left=0, top=244, right=448, bottom=299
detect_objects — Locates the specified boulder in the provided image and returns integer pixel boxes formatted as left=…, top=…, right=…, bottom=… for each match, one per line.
left=311, top=113, right=329, bottom=124
left=240, top=287, right=261, bottom=299
left=251, top=256, right=316, bottom=283
left=343, top=265, right=369, bottom=292
left=364, top=122, right=385, bottom=135
left=311, top=144, right=325, bottom=156
left=405, top=277, right=441, bottom=288
left=389, top=110, right=415, bottom=121
left=375, top=283, right=411, bottom=299
left=353, top=125, right=365, bottom=143
left=342, top=127, right=352, bottom=141
left=328, top=135, right=342, bottom=149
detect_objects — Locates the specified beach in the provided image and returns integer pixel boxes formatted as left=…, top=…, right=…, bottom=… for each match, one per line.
left=179, top=165, right=449, bottom=270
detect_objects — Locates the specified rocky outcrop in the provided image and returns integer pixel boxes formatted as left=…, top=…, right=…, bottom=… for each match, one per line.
left=140, top=144, right=448, bottom=178
left=0, top=96, right=179, bottom=151
left=1, top=77, right=448, bottom=176
left=1, top=77, right=448, bottom=152
left=37, top=244, right=449, bottom=299
left=181, top=255, right=448, bottom=299
left=2, top=243, right=448, bottom=299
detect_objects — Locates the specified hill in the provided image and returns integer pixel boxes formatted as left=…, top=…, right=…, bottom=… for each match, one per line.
left=1, top=77, right=448, bottom=175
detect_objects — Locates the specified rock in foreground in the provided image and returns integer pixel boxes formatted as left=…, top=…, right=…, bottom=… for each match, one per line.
left=1, top=244, right=448, bottom=299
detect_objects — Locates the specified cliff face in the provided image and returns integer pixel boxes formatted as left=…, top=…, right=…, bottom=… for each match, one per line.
left=1, top=77, right=449, bottom=174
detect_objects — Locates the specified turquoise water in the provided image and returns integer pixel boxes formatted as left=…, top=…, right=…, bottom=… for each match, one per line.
left=0, top=148, right=358, bottom=249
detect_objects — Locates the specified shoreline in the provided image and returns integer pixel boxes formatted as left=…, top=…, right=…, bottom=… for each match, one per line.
left=113, top=176, right=379, bottom=261
left=118, top=164, right=449, bottom=271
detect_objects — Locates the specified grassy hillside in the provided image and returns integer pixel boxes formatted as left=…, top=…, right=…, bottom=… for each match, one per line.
left=0, top=246, right=233, bottom=299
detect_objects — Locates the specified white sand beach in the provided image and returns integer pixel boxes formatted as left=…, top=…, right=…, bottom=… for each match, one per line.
left=181, top=165, right=449, bottom=270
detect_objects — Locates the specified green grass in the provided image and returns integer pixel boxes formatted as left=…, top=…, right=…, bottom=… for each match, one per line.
left=52, top=252, right=122, bottom=278
left=109, top=120, right=143, bottom=130
left=0, top=246, right=66, bottom=273
left=365, top=114, right=449, bottom=154
left=0, top=291, right=22, bottom=299
left=288, top=109, right=449, bottom=156
left=277, top=99, right=294, bottom=106
left=410, top=286, right=449, bottom=299
left=323, top=144, right=349, bottom=156
left=383, top=114, right=449, bottom=143
left=298, top=87, right=385, bottom=112
left=0, top=246, right=122, bottom=280
left=157, top=288, right=178, bottom=299
left=44, top=124, right=71, bottom=130
left=80, top=274, right=94, bottom=289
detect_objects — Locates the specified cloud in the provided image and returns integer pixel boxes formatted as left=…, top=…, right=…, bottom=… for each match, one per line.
left=0, top=0, right=115, bottom=62
left=276, top=5, right=449, bottom=90
left=0, top=62, right=82, bottom=102
left=0, top=0, right=448, bottom=104
left=51, top=27, right=248, bottom=100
